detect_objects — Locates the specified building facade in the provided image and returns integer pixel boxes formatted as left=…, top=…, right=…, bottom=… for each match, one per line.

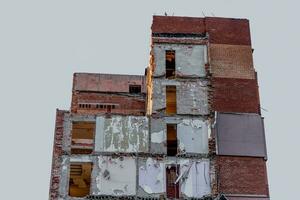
left=49, top=16, right=269, bottom=200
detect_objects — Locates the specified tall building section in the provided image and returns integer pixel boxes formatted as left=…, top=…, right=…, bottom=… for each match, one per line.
left=49, top=16, right=269, bottom=200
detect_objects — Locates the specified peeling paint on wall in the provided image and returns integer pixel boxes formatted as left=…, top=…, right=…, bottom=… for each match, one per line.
left=152, top=79, right=208, bottom=115
left=138, top=158, right=211, bottom=198
left=153, top=44, right=207, bottom=77
left=177, top=119, right=209, bottom=154
left=180, top=160, right=211, bottom=198
left=95, top=116, right=149, bottom=153
left=96, top=156, right=136, bottom=196
left=151, top=117, right=209, bottom=155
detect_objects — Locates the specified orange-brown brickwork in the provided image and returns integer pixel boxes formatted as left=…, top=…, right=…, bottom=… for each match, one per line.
left=217, top=156, right=269, bottom=196
left=209, top=44, right=255, bottom=79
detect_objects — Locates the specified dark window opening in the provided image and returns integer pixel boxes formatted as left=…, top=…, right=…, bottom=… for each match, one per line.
left=166, top=86, right=176, bottom=115
left=129, top=85, right=142, bottom=94
left=69, top=162, right=92, bottom=197
left=166, top=165, right=179, bottom=198
left=71, top=122, right=95, bottom=154
left=166, top=50, right=175, bottom=78
left=167, top=124, right=177, bottom=156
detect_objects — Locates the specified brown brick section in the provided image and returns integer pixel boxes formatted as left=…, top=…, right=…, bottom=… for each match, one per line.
left=209, top=44, right=255, bottom=79
left=217, top=156, right=269, bottom=196
left=152, top=16, right=251, bottom=45
left=49, top=109, right=67, bottom=200
left=206, top=17, right=251, bottom=45
left=211, top=77, right=260, bottom=114
left=71, top=91, right=146, bottom=115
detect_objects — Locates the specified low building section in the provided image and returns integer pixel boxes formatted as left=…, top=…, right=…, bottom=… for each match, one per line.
left=71, top=73, right=146, bottom=115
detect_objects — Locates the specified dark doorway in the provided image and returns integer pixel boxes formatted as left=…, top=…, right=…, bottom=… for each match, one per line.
left=166, top=50, right=175, bottom=78
left=166, top=165, right=180, bottom=199
left=167, top=124, right=177, bottom=156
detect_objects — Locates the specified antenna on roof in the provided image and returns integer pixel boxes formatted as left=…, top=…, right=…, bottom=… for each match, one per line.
left=202, top=11, right=206, bottom=17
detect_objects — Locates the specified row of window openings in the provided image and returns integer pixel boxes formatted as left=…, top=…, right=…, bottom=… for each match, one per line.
left=78, top=103, right=117, bottom=110
left=69, top=162, right=179, bottom=198
left=71, top=122, right=178, bottom=156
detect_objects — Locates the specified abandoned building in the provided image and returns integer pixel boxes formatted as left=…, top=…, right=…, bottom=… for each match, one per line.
left=49, top=16, right=269, bottom=200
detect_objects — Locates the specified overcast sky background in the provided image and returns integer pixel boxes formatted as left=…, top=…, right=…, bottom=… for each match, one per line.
left=0, top=0, right=299, bottom=199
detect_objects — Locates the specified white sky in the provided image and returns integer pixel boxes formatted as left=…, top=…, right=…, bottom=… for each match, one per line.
left=0, top=1, right=299, bottom=199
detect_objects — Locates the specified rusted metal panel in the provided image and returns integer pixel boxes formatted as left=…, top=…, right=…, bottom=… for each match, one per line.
left=73, top=73, right=146, bottom=93
left=95, top=116, right=149, bottom=153
left=216, top=112, right=267, bottom=158
left=153, top=44, right=207, bottom=77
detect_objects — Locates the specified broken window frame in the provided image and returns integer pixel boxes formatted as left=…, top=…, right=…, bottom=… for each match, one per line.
left=166, top=164, right=180, bottom=198
left=68, top=162, right=93, bottom=197
left=165, top=50, right=176, bottom=79
left=71, top=121, right=95, bottom=155
left=166, top=85, right=177, bottom=115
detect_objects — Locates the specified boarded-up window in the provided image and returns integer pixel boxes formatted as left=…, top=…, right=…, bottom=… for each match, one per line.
left=166, top=86, right=176, bottom=115
left=166, top=165, right=179, bottom=198
left=71, top=122, right=95, bottom=154
left=167, top=124, right=177, bottom=156
left=69, top=163, right=92, bottom=197
left=166, top=50, right=175, bottom=78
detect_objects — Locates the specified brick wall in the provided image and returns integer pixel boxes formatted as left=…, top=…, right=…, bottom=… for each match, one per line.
left=71, top=92, right=146, bottom=115
left=209, top=44, right=255, bottom=79
left=217, top=156, right=269, bottom=196
left=49, top=110, right=67, bottom=200
left=211, top=77, right=260, bottom=114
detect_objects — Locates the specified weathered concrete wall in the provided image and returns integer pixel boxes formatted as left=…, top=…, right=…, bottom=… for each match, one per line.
left=138, top=157, right=211, bottom=198
left=95, top=116, right=149, bottom=153
left=153, top=44, right=207, bottom=77
left=152, top=79, right=209, bottom=115
left=150, top=117, right=209, bottom=155
left=95, top=156, right=136, bottom=196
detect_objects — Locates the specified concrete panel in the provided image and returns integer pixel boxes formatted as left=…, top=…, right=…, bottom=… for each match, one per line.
left=95, top=156, right=136, bottom=196
left=153, top=44, right=206, bottom=77
left=216, top=112, right=267, bottom=158
left=150, top=117, right=167, bottom=154
left=151, top=117, right=209, bottom=155
left=180, top=160, right=211, bottom=198
left=152, top=79, right=209, bottom=115
left=177, top=119, right=209, bottom=154
left=177, top=80, right=209, bottom=115
left=95, top=116, right=149, bottom=153
left=138, top=158, right=210, bottom=198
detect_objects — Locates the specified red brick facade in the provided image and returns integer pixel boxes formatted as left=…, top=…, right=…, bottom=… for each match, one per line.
left=211, top=77, right=260, bottom=114
left=49, top=110, right=67, bottom=200
left=217, top=156, right=269, bottom=196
